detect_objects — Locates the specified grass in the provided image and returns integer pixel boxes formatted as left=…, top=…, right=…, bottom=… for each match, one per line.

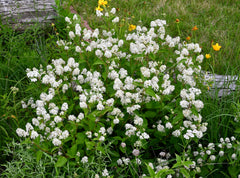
left=69, top=0, right=240, bottom=75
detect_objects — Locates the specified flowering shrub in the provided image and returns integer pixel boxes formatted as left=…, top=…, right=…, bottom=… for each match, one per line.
left=16, top=1, right=240, bottom=177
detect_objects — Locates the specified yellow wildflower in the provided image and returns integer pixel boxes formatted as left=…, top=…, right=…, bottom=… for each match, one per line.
left=96, top=5, right=103, bottom=11
left=11, top=115, right=16, bottom=119
left=98, top=0, right=108, bottom=7
left=128, top=24, right=136, bottom=31
left=205, top=54, right=211, bottom=59
left=212, top=43, right=221, bottom=51
left=192, top=25, right=198, bottom=31
left=186, top=36, right=191, bottom=41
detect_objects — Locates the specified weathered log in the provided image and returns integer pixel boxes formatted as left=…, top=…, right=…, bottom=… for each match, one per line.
left=204, top=71, right=239, bottom=97
left=0, top=0, right=56, bottom=30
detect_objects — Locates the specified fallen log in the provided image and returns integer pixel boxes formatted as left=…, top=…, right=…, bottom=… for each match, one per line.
left=0, top=0, right=56, bottom=30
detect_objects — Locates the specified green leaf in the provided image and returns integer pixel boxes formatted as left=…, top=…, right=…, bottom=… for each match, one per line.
left=96, top=145, right=105, bottom=154
left=156, top=168, right=175, bottom=177
left=93, top=59, right=105, bottom=65
left=180, top=168, right=190, bottom=178
left=85, top=141, right=95, bottom=150
left=172, top=162, right=182, bottom=169
left=176, top=154, right=181, bottom=163
left=73, top=96, right=79, bottom=100
left=144, top=111, right=157, bottom=118
left=108, top=150, right=120, bottom=157
left=76, top=133, right=86, bottom=145
left=228, top=166, right=240, bottom=177
left=55, top=156, right=68, bottom=167
left=68, top=144, right=78, bottom=158
left=145, top=163, right=155, bottom=177
left=119, top=145, right=126, bottom=153
left=0, top=126, right=9, bottom=137
left=36, top=150, right=43, bottom=163
left=145, top=88, right=156, bottom=98
left=172, top=113, right=183, bottom=124
left=234, top=128, right=240, bottom=134
left=183, top=161, right=193, bottom=168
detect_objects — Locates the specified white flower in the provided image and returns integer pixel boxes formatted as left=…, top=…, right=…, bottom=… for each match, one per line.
left=86, top=131, right=92, bottom=138
left=172, top=130, right=181, bottom=137
left=159, top=65, right=166, bottom=72
left=61, top=102, right=68, bottom=111
left=219, top=151, right=224, bottom=157
left=102, top=168, right=109, bottom=177
left=32, top=118, right=39, bottom=126
left=81, top=156, right=88, bottom=164
left=140, top=67, right=150, bottom=77
left=132, top=149, right=140, bottom=156
left=76, top=46, right=81, bottom=52
left=121, top=142, right=126, bottom=148
left=180, top=100, right=189, bottom=108
left=69, top=31, right=75, bottom=39
left=113, top=118, right=119, bottom=124
left=231, top=136, right=236, bottom=141
left=106, top=98, right=114, bottom=106
left=61, top=130, right=69, bottom=139
left=104, top=50, right=112, bottom=58
left=117, top=159, right=123, bottom=165
left=165, top=122, right=173, bottom=129
left=52, top=138, right=61, bottom=146
left=118, top=39, right=124, bottom=47
left=54, top=116, right=62, bottom=123
left=112, top=17, right=119, bottom=23
left=99, top=136, right=105, bottom=141
left=157, top=124, right=165, bottom=132
left=65, top=17, right=72, bottom=24
left=96, top=10, right=103, bottom=17
left=97, top=102, right=104, bottom=110
left=78, top=113, right=84, bottom=120
left=80, top=102, right=88, bottom=108
left=225, top=137, right=230, bottom=143
left=110, top=8, right=116, bottom=14
left=68, top=115, right=76, bottom=121
left=227, top=143, right=232, bottom=149
left=26, top=123, right=34, bottom=133
left=99, top=127, right=106, bottom=134
left=107, top=127, right=113, bottom=134
left=75, top=24, right=81, bottom=36
left=73, top=14, right=78, bottom=20
left=150, top=21, right=157, bottom=27
left=206, top=150, right=211, bottom=155
left=95, top=49, right=103, bottom=58
left=136, top=158, right=141, bottom=165
left=16, top=128, right=28, bottom=137
left=134, top=115, right=143, bottom=126
left=231, top=153, right=237, bottom=160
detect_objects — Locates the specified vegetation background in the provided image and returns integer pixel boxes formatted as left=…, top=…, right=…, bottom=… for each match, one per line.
left=0, top=0, right=240, bottom=176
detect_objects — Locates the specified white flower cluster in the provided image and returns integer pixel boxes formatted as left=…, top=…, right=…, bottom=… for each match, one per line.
left=127, top=19, right=166, bottom=55
left=184, top=136, right=239, bottom=173
left=15, top=12, right=216, bottom=178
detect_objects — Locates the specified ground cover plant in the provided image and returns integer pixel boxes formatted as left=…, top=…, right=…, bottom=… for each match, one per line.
left=1, top=0, right=240, bottom=177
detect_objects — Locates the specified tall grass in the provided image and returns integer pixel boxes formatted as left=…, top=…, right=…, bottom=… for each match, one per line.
left=70, top=0, right=240, bottom=75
